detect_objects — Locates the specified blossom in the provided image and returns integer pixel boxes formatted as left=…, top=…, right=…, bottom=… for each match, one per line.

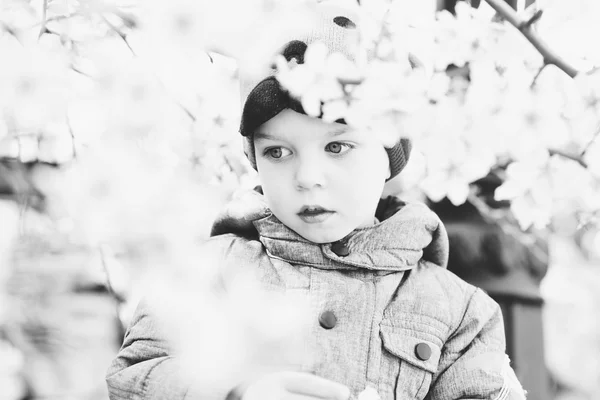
left=495, top=151, right=549, bottom=202
left=357, top=386, right=381, bottom=400
left=277, top=41, right=359, bottom=117
left=0, top=40, right=72, bottom=132
left=413, top=98, right=497, bottom=206
left=538, top=0, right=600, bottom=70
left=574, top=69, right=600, bottom=117
left=137, top=0, right=313, bottom=63
left=495, top=153, right=600, bottom=230
left=420, top=142, right=496, bottom=207
left=82, top=49, right=172, bottom=141
left=342, top=60, right=428, bottom=146
left=509, top=188, right=553, bottom=231
left=145, top=263, right=313, bottom=394
left=430, top=3, right=488, bottom=70
left=356, top=0, right=391, bottom=49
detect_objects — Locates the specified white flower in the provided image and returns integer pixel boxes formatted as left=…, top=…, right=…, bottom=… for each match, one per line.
left=137, top=0, right=209, bottom=57
left=415, top=99, right=496, bottom=206
left=494, top=154, right=598, bottom=230
left=342, top=60, right=428, bottom=145
left=510, top=186, right=553, bottom=230
left=277, top=42, right=359, bottom=117
left=496, top=157, right=554, bottom=230
left=357, top=0, right=391, bottom=49
left=574, top=69, right=600, bottom=116
left=495, top=151, right=550, bottom=202
left=0, top=40, right=72, bottom=131
left=357, top=386, right=381, bottom=400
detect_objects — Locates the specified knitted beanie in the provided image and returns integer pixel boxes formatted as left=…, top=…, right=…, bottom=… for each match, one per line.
left=238, top=2, right=411, bottom=180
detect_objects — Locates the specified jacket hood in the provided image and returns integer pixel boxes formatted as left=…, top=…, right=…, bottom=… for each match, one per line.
left=211, top=193, right=449, bottom=271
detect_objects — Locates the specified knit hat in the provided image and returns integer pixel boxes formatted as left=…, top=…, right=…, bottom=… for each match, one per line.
left=238, top=2, right=411, bottom=180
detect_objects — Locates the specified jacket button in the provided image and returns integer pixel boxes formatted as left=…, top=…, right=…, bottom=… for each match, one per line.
left=319, top=311, right=337, bottom=329
left=331, top=241, right=350, bottom=257
left=415, top=343, right=432, bottom=361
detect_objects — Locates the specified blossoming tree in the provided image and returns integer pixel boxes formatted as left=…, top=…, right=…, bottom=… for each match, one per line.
left=0, top=0, right=599, bottom=398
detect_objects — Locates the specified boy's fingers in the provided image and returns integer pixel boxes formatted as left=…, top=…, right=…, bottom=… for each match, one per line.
left=283, top=372, right=350, bottom=400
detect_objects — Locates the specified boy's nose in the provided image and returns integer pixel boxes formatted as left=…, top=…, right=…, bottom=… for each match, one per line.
left=294, top=158, right=326, bottom=190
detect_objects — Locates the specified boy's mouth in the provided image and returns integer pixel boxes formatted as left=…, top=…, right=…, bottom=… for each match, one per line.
left=297, top=206, right=335, bottom=224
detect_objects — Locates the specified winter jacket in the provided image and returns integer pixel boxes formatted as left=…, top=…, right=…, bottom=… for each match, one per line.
left=106, top=196, right=526, bottom=400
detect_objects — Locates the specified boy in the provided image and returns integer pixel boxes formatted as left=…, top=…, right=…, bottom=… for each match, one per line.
left=107, top=3, right=526, bottom=399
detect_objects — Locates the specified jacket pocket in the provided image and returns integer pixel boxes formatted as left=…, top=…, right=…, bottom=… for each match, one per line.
left=379, top=324, right=441, bottom=400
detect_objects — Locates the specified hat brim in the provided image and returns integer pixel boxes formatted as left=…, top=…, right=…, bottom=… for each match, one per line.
left=239, top=77, right=307, bottom=138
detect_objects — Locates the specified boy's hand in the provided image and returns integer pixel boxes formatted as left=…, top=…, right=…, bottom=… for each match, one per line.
left=238, top=371, right=351, bottom=400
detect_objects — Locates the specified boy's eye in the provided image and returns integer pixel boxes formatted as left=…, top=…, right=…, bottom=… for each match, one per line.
left=264, top=147, right=291, bottom=159
left=325, top=142, right=353, bottom=154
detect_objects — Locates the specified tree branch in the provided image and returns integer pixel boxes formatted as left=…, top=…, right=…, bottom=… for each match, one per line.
left=483, top=0, right=579, bottom=78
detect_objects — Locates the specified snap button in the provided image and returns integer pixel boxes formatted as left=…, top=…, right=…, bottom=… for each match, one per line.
left=331, top=241, right=350, bottom=257
left=415, top=342, right=432, bottom=361
left=319, top=310, right=337, bottom=330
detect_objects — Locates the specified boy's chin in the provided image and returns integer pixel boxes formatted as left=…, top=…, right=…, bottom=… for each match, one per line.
left=293, top=227, right=350, bottom=245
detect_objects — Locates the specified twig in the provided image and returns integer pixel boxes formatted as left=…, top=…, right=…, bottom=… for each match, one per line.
left=179, top=103, right=197, bottom=122
left=483, top=0, right=579, bottom=78
left=38, top=13, right=76, bottom=25
left=548, top=148, right=588, bottom=168
left=101, top=15, right=136, bottom=56
left=38, top=0, right=49, bottom=40
left=66, top=114, right=77, bottom=160
left=520, top=9, right=543, bottom=30
left=98, top=245, right=125, bottom=323
left=1, top=22, right=24, bottom=46
left=530, top=62, right=548, bottom=88
left=581, top=126, right=600, bottom=158
left=70, top=63, right=92, bottom=77
left=100, top=14, right=197, bottom=122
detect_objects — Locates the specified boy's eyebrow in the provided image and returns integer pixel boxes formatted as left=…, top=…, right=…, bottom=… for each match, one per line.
left=254, top=127, right=350, bottom=141
left=327, top=126, right=350, bottom=136
left=253, top=132, right=279, bottom=141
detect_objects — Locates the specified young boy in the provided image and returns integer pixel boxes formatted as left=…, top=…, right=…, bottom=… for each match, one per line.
left=107, top=3, right=526, bottom=400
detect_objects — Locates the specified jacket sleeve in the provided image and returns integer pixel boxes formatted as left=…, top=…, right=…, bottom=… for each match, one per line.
left=106, top=299, right=235, bottom=400
left=428, top=288, right=527, bottom=400
left=106, top=299, right=190, bottom=399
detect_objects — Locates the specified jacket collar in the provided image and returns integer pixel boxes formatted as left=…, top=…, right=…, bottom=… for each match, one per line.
left=252, top=201, right=449, bottom=272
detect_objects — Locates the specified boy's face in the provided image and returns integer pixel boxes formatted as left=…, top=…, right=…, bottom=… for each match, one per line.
left=254, top=109, right=391, bottom=244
